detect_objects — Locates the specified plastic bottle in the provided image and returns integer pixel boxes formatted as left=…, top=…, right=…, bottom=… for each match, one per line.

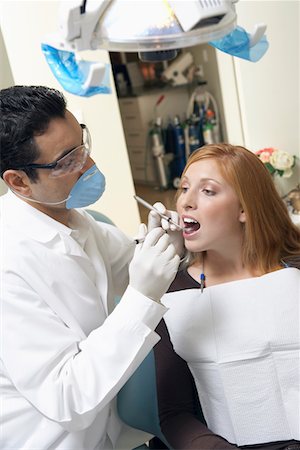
left=198, top=105, right=205, bottom=147
left=173, top=116, right=186, bottom=171
left=188, top=114, right=201, bottom=154
left=203, top=109, right=215, bottom=145
left=168, top=116, right=186, bottom=188
left=150, top=117, right=168, bottom=189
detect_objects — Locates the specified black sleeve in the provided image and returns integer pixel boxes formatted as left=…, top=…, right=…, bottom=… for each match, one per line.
left=153, top=319, right=238, bottom=450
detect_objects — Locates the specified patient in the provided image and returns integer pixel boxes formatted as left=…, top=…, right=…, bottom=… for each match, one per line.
left=152, top=143, right=300, bottom=449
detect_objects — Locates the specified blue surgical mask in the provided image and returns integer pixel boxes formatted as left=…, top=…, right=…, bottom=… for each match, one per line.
left=66, top=164, right=106, bottom=209
left=12, top=164, right=106, bottom=209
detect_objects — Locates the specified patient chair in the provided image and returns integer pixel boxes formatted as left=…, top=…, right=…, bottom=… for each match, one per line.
left=86, top=209, right=170, bottom=449
left=85, top=208, right=115, bottom=225
left=117, top=350, right=170, bottom=449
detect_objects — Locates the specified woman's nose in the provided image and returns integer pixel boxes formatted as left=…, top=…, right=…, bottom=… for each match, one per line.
left=180, top=191, right=197, bottom=210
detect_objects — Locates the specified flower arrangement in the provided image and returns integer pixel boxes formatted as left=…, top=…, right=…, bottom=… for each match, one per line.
left=255, top=148, right=296, bottom=178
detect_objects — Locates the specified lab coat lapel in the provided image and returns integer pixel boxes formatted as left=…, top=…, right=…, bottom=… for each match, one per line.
left=21, top=251, right=87, bottom=340
left=3, top=192, right=112, bottom=333
left=84, top=232, right=111, bottom=315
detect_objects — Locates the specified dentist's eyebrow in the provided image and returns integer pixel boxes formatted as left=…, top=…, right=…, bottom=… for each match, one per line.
left=53, top=126, right=84, bottom=160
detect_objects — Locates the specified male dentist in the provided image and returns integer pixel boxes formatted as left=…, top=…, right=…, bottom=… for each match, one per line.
left=0, top=85, right=180, bottom=449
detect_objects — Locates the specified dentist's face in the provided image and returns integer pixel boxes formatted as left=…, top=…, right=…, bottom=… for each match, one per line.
left=27, top=111, right=94, bottom=209
left=177, top=159, right=245, bottom=254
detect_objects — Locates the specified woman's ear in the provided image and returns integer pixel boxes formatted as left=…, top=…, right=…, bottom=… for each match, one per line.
left=239, top=209, right=246, bottom=223
left=2, top=170, right=32, bottom=196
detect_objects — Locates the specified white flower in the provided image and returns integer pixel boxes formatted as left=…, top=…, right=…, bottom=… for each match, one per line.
left=269, top=150, right=294, bottom=171
left=282, top=168, right=293, bottom=178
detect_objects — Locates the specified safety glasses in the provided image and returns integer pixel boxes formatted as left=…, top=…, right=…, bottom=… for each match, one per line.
left=13, top=124, right=91, bottom=178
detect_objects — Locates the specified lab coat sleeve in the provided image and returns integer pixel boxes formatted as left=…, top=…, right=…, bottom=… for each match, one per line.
left=84, top=212, right=134, bottom=296
left=2, top=274, right=166, bottom=432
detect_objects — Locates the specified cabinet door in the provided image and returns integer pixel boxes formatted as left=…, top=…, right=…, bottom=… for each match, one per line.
left=124, top=130, right=148, bottom=148
left=119, top=98, right=143, bottom=130
left=128, top=147, right=157, bottom=184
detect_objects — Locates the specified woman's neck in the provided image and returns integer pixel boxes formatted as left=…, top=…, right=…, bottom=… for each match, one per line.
left=188, top=251, right=262, bottom=288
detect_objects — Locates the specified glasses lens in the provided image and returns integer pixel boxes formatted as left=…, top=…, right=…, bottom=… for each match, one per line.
left=49, top=146, right=89, bottom=178
left=82, top=124, right=91, bottom=149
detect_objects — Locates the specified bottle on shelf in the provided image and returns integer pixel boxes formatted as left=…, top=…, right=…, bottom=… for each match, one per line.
left=169, top=116, right=186, bottom=188
left=173, top=116, right=186, bottom=173
left=188, top=114, right=201, bottom=154
left=203, top=109, right=215, bottom=145
left=150, top=117, right=168, bottom=190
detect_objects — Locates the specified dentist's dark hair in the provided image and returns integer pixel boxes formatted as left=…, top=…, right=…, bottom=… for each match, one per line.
left=0, top=85, right=67, bottom=181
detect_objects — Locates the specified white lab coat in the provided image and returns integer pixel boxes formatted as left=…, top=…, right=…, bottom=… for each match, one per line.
left=0, top=191, right=166, bottom=450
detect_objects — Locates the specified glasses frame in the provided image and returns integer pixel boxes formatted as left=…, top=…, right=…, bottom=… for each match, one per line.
left=11, top=124, right=91, bottom=176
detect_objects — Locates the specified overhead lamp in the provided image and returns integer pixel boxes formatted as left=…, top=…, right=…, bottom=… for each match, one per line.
left=54, top=0, right=237, bottom=62
left=42, top=0, right=268, bottom=96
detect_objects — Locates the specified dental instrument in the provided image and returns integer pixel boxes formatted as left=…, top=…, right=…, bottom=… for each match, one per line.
left=134, top=237, right=145, bottom=245
left=134, top=195, right=183, bottom=230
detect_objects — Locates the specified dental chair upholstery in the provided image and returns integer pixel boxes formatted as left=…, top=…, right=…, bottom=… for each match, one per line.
left=117, top=350, right=170, bottom=449
left=86, top=208, right=170, bottom=449
left=85, top=208, right=115, bottom=225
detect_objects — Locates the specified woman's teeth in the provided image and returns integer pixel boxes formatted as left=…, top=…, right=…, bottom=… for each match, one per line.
left=183, top=217, right=200, bottom=234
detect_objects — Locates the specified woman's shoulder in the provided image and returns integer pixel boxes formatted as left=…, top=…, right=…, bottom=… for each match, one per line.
left=167, top=268, right=200, bottom=293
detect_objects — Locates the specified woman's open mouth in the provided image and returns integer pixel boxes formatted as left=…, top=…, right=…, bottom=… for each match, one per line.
left=182, top=217, right=201, bottom=236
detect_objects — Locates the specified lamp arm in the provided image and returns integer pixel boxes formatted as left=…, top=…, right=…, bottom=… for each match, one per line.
left=58, top=0, right=111, bottom=51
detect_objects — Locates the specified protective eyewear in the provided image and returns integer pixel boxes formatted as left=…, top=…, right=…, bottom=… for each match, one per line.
left=13, top=124, right=91, bottom=178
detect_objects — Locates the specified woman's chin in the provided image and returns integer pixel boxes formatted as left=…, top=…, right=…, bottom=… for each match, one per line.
left=184, top=240, right=204, bottom=254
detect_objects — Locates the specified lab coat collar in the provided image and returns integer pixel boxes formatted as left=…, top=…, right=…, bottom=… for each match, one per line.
left=3, top=190, right=79, bottom=244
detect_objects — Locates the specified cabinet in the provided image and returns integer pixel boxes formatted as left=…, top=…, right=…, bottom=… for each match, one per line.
left=119, top=87, right=190, bottom=185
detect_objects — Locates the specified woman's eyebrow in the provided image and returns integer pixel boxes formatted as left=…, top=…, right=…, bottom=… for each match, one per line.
left=182, top=176, right=221, bottom=185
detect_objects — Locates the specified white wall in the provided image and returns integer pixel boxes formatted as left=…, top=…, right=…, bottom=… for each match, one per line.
left=220, top=0, right=300, bottom=193
left=0, top=1, right=141, bottom=235
left=0, top=27, right=14, bottom=88
left=0, top=27, right=12, bottom=196
left=235, top=1, right=299, bottom=149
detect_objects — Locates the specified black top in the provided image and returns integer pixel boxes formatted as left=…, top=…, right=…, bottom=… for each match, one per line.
left=152, top=269, right=300, bottom=450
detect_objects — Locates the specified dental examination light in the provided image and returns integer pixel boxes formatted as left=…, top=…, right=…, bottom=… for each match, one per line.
left=42, top=0, right=269, bottom=96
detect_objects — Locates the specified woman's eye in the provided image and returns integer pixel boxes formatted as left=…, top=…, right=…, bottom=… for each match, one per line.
left=179, top=186, right=188, bottom=193
left=202, top=188, right=215, bottom=196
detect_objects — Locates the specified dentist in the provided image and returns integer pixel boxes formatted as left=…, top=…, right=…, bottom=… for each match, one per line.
left=0, top=85, right=180, bottom=449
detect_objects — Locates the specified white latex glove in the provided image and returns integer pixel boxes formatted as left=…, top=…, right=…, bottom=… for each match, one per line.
left=147, top=202, right=184, bottom=257
left=129, top=224, right=180, bottom=302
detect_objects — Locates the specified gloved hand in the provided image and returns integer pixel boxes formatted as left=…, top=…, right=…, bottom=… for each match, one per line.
left=129, top=224, right=180, bottom=302
left=148, top=202, right=184, bottom=258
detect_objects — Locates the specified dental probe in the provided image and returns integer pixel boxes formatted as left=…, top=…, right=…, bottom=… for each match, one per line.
left=134, top=195, right=183, bottom=230
left=133, top=237, right=145, bottom=244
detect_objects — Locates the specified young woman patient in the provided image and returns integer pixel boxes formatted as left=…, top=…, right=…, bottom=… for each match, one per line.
left=153, top=143, right=300, bottom=449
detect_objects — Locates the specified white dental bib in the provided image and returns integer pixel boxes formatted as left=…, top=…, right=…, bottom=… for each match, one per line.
left=162, top=268, right=300, bottom=445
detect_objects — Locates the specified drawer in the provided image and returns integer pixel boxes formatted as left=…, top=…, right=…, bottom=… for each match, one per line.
left=128, top=147, right=147, bottom=166
left=119, top=98, right=139, bottom=116
left=128, top=146, right=157, bottom=169
left=121, top=113, right=143, bottom=130
left=124, top=130, right=148, bottom=147
left=131, top=163, right=157, bottom=183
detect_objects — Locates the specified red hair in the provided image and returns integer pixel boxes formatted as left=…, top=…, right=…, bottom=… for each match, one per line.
left=178, top=143, right=300, bottom=273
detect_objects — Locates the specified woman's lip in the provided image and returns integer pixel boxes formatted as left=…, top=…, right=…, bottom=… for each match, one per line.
left=181, top=214, right=198, bottom=221
left=180, top=215, right=199, bottom=228
left=182, top=228, right=200, bottom=238
left=181, top=215, right=201, bottom=237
